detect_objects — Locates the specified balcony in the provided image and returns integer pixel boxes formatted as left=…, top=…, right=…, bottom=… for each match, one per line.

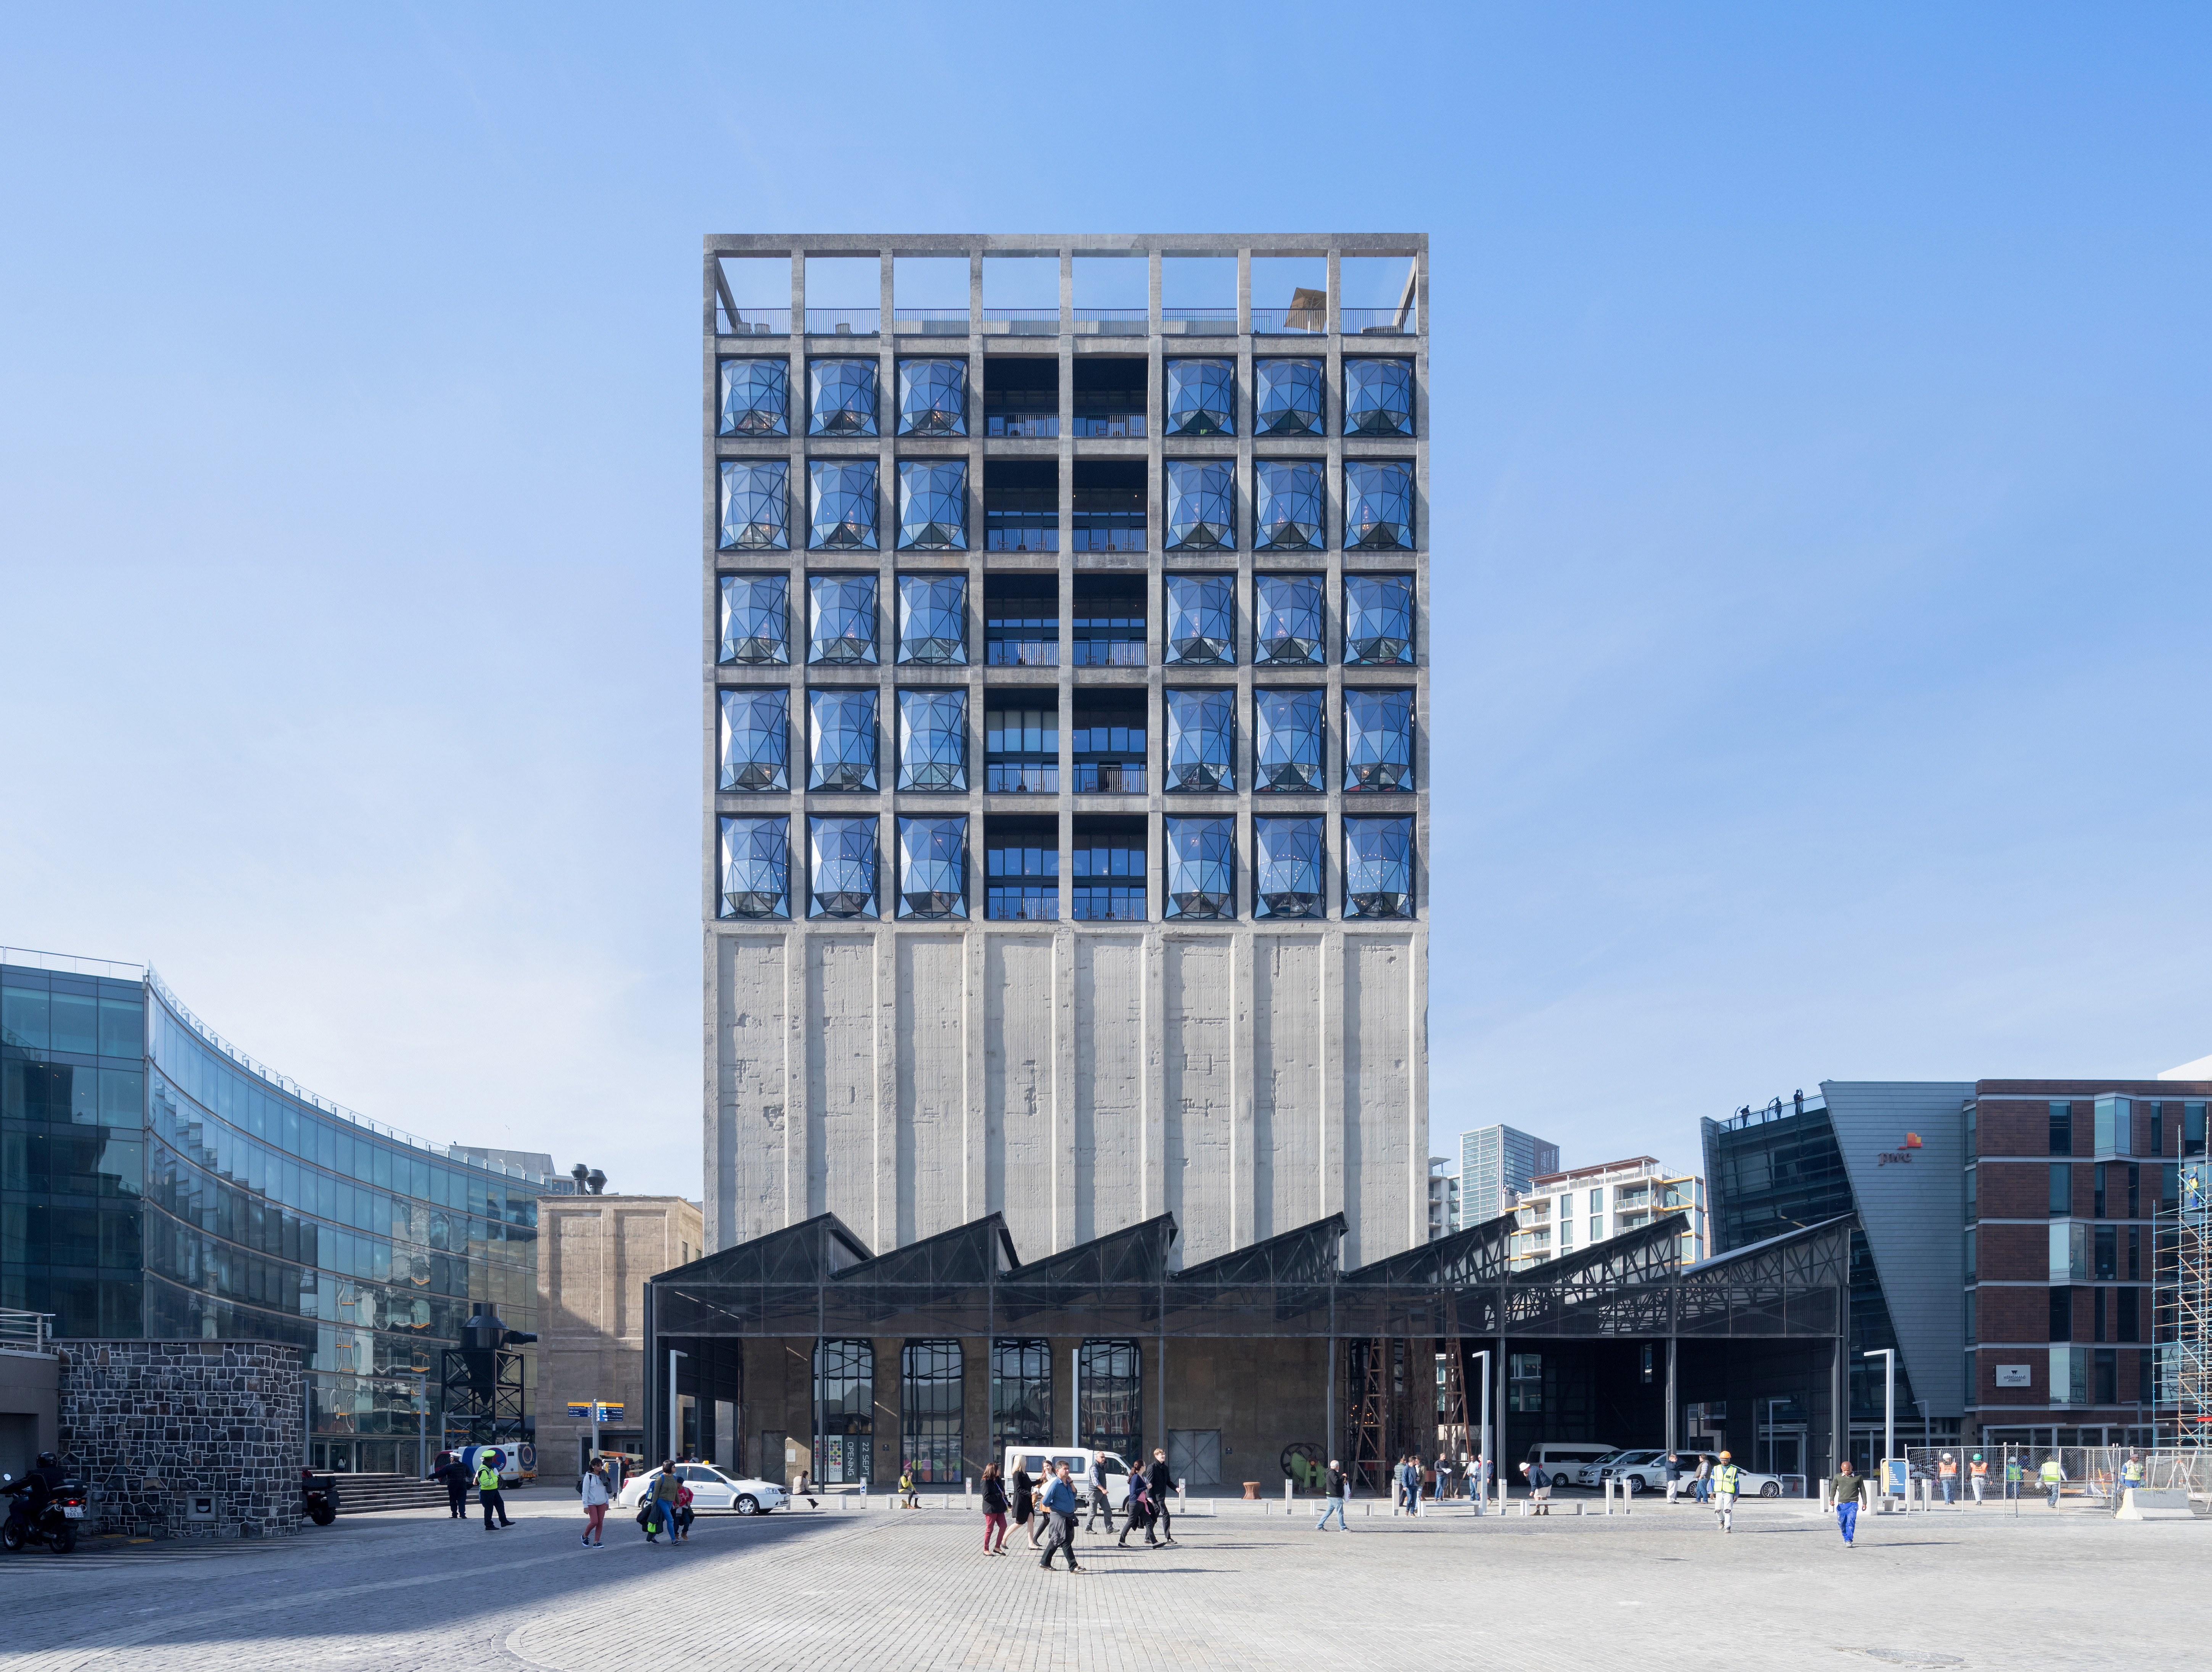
left=983, top=307, right=1060, bottom=336
left=984, top=359, right=1059, bottom=438
left=1072, top=762, right=1146, bottom=793
left=984, top=458, right=1058, bottom=550
left=1072, top=307, right=1148, bottom=336
left=985, top=763, right=1059, bottom=792
left=984, top=574, right=1058, bottom=666
left=1252, top=290, right=1328, bottom=335
left=986, top=637, right=1058, bottom=667
left=1072, top=637, right=1143, bottom=666
left=1072, top=359, right=1146, bottom=438
left=1341, top=306, right=1417, bottom=336
left=806, top=308, right=880, bottom=336
left=1072, top=460, right=1143, bottom=554
left=987, top=412, right=1058, bottom=439
left=717, top=305, right=792, bottom=337
left=893, top=307, right=971, bottom=336
left=1161, top=306, right=1236, bottom=336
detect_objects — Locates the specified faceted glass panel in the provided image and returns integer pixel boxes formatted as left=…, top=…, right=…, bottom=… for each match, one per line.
left=809, top=460, right=880, bottom=550
left=1164, top=359, right=1235, bottom=436
left=1254, top=461, right=1323, bottom=552
left=718, top=816, right=790, bottom=919
left=1164, top=461, right=1235, bottom=552
left=1253, top=817, right=1323, bottom=919
left=1163, top=574, right=1234, bottom=665
left=719, top=359, right=790, bottom=436
left=1254, top=358, right=1323, bottom=436
left=718, top=574, right=790, bottom=666
left=897, top=574, right=967, bottom=665
left=1344, top=461, right=1413, bottom=550
left=1344, top=816, right=1413, bottom=919
left=1254, top=689, right=1324, bottom=792
left=897, top=460, right=968, bottom=550
left=897, top=689, right=968, bottom=791
left=719, top=460, right=790, bottom=551
left=1164, top=688, right=1235, bottom=792
left=807, top=574, right=879, bottom=665
left=1344, top=359, right=1415, bottom=437
left=897, top=816, right=968, bottom=920
left=808, top=688, right=879, bottom=791
left=808, top=359, right=879, bottom=436
left=1165, top=817, right=1235, bottom=920
left=1343, top=688, right=1414, bottom=792
left=1254, top=573, right=1324, bottom=665
left=897, top=358, right=968, bottom=437
left=809, top=816, right=879, bottom=919
left=1344, top=575, right=1414, bottom=665
left=718, top=689, right=790, bottom=792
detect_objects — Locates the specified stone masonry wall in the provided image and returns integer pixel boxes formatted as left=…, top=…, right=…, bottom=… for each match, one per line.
left=58, top=1340, right=306, bottom=1540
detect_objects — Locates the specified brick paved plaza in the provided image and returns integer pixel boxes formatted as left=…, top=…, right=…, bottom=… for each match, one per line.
left=6, top=1489, right=2198, bottom=1672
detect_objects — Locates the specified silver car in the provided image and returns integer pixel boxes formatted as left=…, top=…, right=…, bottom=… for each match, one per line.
left=617, top=1463, right=790, bottom=1516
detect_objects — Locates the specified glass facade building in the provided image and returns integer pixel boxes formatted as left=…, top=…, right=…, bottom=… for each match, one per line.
left=2, top=951, right=560, bottom=1474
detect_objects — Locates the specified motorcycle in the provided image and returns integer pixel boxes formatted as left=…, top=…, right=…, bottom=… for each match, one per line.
left=301, top=1468, right=340, bottom=1527
left=2, top=1471, right=86, bottom=1555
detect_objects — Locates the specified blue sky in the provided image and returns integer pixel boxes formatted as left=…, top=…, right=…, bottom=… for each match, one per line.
left=2, top=4, right=2205, bottom=1196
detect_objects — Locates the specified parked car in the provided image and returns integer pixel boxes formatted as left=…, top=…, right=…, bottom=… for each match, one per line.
left=616, top=1462, right=789, bottom=1516
left=1591, top=1449, right=1671, bottom=1492
left=1001, top=1446, right=1134, bottom=1509
left=1523, top=1442, right=1615, bottom=1489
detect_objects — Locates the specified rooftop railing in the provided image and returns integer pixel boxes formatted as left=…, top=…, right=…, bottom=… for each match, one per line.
left=1072, top=308, right=1148, bottom=335
left=1, top=945, right=145, bottom=981
left=806, top=308, right=880, bottom=335
left=0, top=1309, right=55, bottom=1357
left=1161, top=307, right=1236, bottom=335
left=893, top=307, right=971, bottom=335
left=1341, top=306, right=1417, bottom=335
left=982, top=308, right=1060, bottom=335
left=716, top=306, right=792, bottom=336
left=1252, top=306, right=1328, bottom=335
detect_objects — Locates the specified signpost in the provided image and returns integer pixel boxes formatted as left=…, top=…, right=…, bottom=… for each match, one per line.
left=567, top=1400, right=626, bottom=1464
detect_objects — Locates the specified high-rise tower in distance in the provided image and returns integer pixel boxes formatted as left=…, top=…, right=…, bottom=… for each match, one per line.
left=702, top=234, right=1428, bottom=1270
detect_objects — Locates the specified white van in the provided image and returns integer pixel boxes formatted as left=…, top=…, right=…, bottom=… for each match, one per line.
left=1001, top=1446, right=1134, bottom=1509
left=1523, top=1442, right=1613, bottom=1488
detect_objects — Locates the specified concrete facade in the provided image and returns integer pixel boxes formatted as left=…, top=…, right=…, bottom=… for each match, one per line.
left=704, top=234, right=1429, bottom=1273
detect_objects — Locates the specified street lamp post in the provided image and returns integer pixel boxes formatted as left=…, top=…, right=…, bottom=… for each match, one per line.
left=1864, top=1349, right=1896, bottom=1500
left=667, top=1348, right=689, bottom=1463
left=1469, top=1350, right=1492, bottom=1508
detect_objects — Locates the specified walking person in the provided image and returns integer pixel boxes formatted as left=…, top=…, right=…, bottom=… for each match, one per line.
left=1315, top=1458, right=1350, bottom=1531
left=1519, top=1460, right=1551, bottom=1515
left=477, top=1450, right=513, bottom=1531
left=2004, top=1453, right=2023, bottom=1501
left=1038, top=1462, right=1081, bottom=1571
left=674, top=1476, right=695, bottom=1542
left=1969, top=1453, right=1987, bottom=1505
left=1830, top=1461, right=1866, bottom=1546
left=1470, top=1453, right=1489, bottom=1515
left=1692, top=1453, right=1713, bottom=1505
left=1148, top=1449, right=1176, bottom=1545
left=645, top=1459, right=680, bottom=1543
left=1712, top=1451, right=1742, bottom=1533
left=2040, top=1455, right=2064, bottom=1508
left=1013, top=1462, right=1040, bottom=1549
left=1663, top=1452, right=1682, bottom=1505
left=1118, top=1470, right=1155, bottom=1548
left=1083, top=1455, right=1117, bottom=1536
left=436, top=1451, right=470, bottom=1520
left=580, top=1457, right=611, bottom=1548
left=2120, top=1451, right=2146, bottom=1502
left=1938, top=1452, right=1958, bottom=1506
left=981, top=1463, right=1010, bottom=1554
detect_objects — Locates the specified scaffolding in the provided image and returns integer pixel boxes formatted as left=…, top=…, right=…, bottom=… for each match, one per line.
left=2155, top=1160, right=2210, bottom=1442
left=1347, top=1337, right=1389, bottom=1491
left=1435, top=1297, right=1469, bottom=1460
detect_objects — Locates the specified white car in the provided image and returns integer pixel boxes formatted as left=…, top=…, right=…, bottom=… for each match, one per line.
left=1680, top=1454, right=1790, bottom=1498
left=617, top=1463, right=789, bottom=1516
left=1587, top=1449, right=1669, bottom=1491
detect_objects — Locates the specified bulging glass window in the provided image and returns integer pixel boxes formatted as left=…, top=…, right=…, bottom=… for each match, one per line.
left=1163, top=574, right=1234, bottom=665
left=719, top=359, right=790, bottom=436
left=718, top=816, right=790, bottom=919
left=1254, top=462, right=1323, bottom=551
left=1343, top=575, right=1414, bottom=665
left=897, top=816, right=967, bottom=920
left=1344, top=461, right=1413, bottom=550
left=1164, top=688, right=1235, bottom=792
left=1254, top=574, right=1324, bottom=665
left=1254, top=358, right=1323, bottom=436
left=1343, top=688, right=1414, bottom=792
left=1254, top=689, right=1324, bottom=792
left=897, top=359, right=968, bottom=437
left=1344, top=816, right=1413, bottom=919
left=1253, top=817, right=1323, bottom=919
left=719, top=574, right=789, bottom=666
left=1344, top=359, right=1415, bottom=436
left=806, top=575, right=878, bottom=665
left=719, top=460, right=790, bottom=551
left=1164, top=461, right=1235, bottom=552
left=897, top=689, right=967, bottom=791
left=1164, top=359, right=1235, bottom=436
left=896, top=461, right=967, bottom=550
left=897, top=574, right=966, bottom=665
left=718, top=689, right=789, bottom=792
left=808, top=359, right=879, bottom=436
left=808, top=688, right=879, bottom=791
left=1165, top=817, right=1235, bottom=920
left=809, top=817, right=878, bottom=918
left=809, top=460, right=879, bottom=550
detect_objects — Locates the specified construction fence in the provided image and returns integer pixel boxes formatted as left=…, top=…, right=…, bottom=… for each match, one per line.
left=1894, top=1445, right=2212, bottom=1515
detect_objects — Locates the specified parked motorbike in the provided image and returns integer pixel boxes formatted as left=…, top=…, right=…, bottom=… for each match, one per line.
left=301, top=1468, right=340, bottom=1527
left=2, top=1470, right=86, bottom=1555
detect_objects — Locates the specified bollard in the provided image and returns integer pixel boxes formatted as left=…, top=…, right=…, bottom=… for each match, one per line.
left=965, top=1477, right=972, bottom=1502
left=1179, top=1477, right=1187, bottom=1514
left=1285, top=1478, right=1293, bottom=1508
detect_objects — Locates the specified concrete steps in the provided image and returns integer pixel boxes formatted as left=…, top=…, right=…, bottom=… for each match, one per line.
left=332, top=1473, right=452, bottom=1514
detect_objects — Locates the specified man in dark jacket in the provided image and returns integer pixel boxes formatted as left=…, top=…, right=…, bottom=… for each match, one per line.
left=433, top=1452, right=469, bottom=1519
left=1315, top=1459, right=1349, bottom=1531
left=1148, top=1448, right=1176, bottom=1545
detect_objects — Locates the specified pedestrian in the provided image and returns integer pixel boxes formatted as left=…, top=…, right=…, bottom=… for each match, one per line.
left=1829, top=1461, right=1865, bottom=1546
left=1519, top=1460, right=1551, bottom=1515
left=1937, top=1452, right=1958, bottom=1506
left=1436, top=1455, right=1452, bottom=1502
left=580, top=1457, right=610, bottom=1548
left=1693, top=1453, right=1712, bottom=1505
left=1664, top=1452, right=1682, bottom=1505
left=981, top=1463, right=1009, bottom=1554
left=2004, top=1453, right=2022, bottom=1501
left=675, top=1476, right=695, bottom=1542
left=1118, top=1470, right=1155, bottom=1548
left=1148, top=1448, right=1176, bottom=1545
left=2120, top=1451, right=2145, bottom=1500
left=1712, top=1451, right=1741, bottom=1534
left=1309, top=1460, right=1345, bottom=1530
left=2040, top=1455, right=2064, bottom=1508
left=646, top=1459, right=681, bottom=1543
left=900, top=1461, right=918, bottom=1509
left=435, top=1450, right=469, bottom=1520
left=1013, top=1461, right=1040, bottom=1548
left=477, top=1450, right=513, bottom=1531
left=1471, top=1453, right=1488, bottom=1515
left=1969, top=1453, right=1987, bottom=1505
left=1038, top=1462, right=1081, bottom=1571
left=1084, top=1454, right=1117, bottom=1536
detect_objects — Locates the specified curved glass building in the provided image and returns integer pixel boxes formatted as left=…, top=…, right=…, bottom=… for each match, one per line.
left=2, top=951, right=560, bottom=1473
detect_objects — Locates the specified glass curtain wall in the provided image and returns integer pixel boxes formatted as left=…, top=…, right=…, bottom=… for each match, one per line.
left=992, top=1338, right=1053, bottom=1451
left=1077, top=1338, right=1141, bottom=1460
left=901, top=1339, right=964, bottom=1482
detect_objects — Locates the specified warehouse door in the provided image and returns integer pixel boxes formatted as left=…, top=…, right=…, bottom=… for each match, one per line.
left=1168, top=1429, right=1221, bottom=1487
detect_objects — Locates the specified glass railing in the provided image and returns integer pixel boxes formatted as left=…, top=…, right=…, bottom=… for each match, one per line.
left=987, top=887, right=1059, bottom=921
left=717, top=306, right=792, bottom=336
left=1073, top=887, right=1145, bottom=921
left=1161, top=307, right=1236, bottom=335
left=806, top=308, right=880, bottom=335
left=985, top=413, right=1058, bottom=438
left=985, top=638, right=1059, bottom=666
left=893, top=307, right=971, bottom=335
left=1073, top=762, right=1146, bottom=793
left=1072, top=638, right=1144, bottom=666
left=985, top=525, right=1059, bottom=552
left=1341, top=306, right=1417, bottom=335
left=1252, top=307, right=1328, bottom=335
left=1072, top=412, right=1145, bottom=438
left=1071, top=521, right=1143, bottom=552
left=1072, top=308, right=1148, bottom=335
left=985, top=763, right=1059, bottom=792
left=982, top=308, right=1060, bottom=335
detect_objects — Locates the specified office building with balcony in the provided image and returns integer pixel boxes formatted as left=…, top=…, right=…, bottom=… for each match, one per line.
left=1453, top=1123, right=1560, bottom=1231
left=1507, top=1155, right=1707, bottom=1268
left=703, top=235, right=1429, bottom=1277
